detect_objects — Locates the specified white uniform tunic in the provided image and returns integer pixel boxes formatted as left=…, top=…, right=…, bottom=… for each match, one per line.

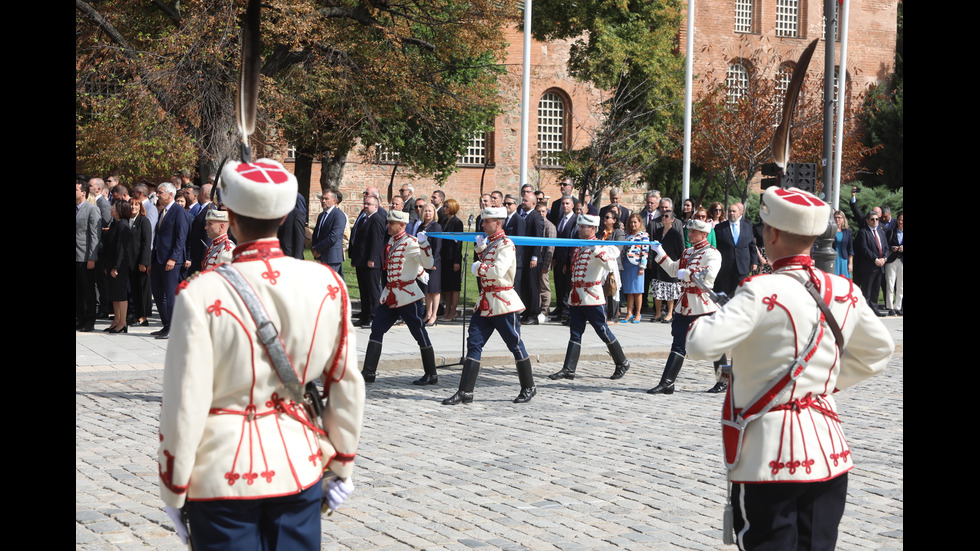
left=159, top=238, right=365, bottom=508
left=686, top=255, right=893, bottom=483
left=379, top=231, right=433, bottom=308
left=201, top=232, right=235, bottom=271
left=474, top=231, right=524, bottom=316
left=654, top=239, right=721, bottom=316
left=568, top=239, right=620, bottom=307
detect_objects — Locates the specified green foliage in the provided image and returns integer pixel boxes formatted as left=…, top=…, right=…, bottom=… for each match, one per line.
left=842, top=186, right=903, bottom=229
left=532, top=0, right=685, bottom=195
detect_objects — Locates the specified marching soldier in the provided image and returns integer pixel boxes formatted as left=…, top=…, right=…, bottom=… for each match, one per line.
left=159, top=158, right=364, bottom=549
left=548, top=214, right=631, bottom=381
left=686, top=187, right=893, bottom=549
left=443, top=207, right=537, bottom=405
left=200, top=208, right=235, bottom=271
left=360, top=210, right=438, bottom=385
left=647, top=218, right=726, bottom=394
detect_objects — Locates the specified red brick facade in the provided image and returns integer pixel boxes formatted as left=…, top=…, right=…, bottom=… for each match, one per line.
left=292, top=2, right=897, bottom=226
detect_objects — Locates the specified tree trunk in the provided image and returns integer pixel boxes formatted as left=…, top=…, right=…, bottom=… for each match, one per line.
left=320, top=144, right=350, bottom=190
left=293, top=151, right=314, bottom=208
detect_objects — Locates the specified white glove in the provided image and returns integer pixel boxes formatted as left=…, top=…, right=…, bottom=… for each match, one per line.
left=165, top=505, right=189, bottom=544
left=677, top=268, right=690, bottom=281
left=650, top=241, right=664, bottom=256
left=471, top=261, right=482, bottom=276
left=416, top=231, right=427, bottom=244
left=324, top=476, right=355, bottom=513
left=475, top=234, right=487, bottom=248
left=419, top=270, right=430, bottom=285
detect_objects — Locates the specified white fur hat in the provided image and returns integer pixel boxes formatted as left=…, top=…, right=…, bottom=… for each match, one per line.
left=481, top=207, right=507, bottom=219
left=205, top=208, right=229, bottom=222
left=760, top=187, right=831, bottom=236
left=577, top=213, right=599, bottom=227
left=685, top=218, right=712, bottom=233
left=387, top=210, right=409, bottom=223
left=219, top=159, right=298, bottom=220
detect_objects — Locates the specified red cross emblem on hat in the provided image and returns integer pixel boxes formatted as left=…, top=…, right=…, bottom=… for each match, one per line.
left=234, top=162, right=291, bottom=184
left=774, top=187, right=824, bottom=207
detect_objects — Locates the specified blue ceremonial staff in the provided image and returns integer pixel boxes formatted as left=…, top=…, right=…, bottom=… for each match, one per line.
left=425, top=232, right=661, bottom=249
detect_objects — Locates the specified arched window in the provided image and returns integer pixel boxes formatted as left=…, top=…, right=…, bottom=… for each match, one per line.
left=537, top=91, right=567, bottom=168
left=726, top=63, right=750, bottom=104
left=775, top=63, right=795, bottom=116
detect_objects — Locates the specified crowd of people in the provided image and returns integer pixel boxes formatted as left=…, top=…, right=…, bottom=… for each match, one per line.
left=77, top=172, right=903, bottom=338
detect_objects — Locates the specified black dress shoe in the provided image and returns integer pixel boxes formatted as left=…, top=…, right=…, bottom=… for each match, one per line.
left=109, top=326, right=128, bottom=334
left=442, top=390, right=473, bottom=405
left=513, top=387, right=536, bottom=403
left=150, top=328, right=165, bottom=336
left=154, top=328, right=170, bottom=339
left=78, top=325, right=95, bottom=333
left=524, top=317, right=539, bottom=325
left=887, top=309, right=897, bottom=316
left=139, top=320, right=150, bottom=327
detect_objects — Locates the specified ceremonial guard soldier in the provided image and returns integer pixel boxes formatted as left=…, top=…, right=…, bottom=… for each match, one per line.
left=360, top=210, right=438, bottom=385
left=200, top=208, right=235, bottom=271
left=158, top=158, right=365, bottom=549
left=548, top=214, right=631, bottom=381
left=686, top=187, right=893, bottom=549
left=443, top=207, right=537, bottom=405
left=646, top=218, right=726, bottom=394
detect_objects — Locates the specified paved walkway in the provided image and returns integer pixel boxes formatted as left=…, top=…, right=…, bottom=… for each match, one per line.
left=77, top=312, right=903, bottom=550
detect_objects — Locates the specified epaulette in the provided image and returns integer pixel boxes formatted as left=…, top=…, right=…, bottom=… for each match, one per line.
left=176, top=267, right=210, bottom=296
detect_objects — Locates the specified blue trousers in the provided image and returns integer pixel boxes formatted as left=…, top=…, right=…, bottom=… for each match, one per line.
left=731, top=473, right=848, bottom=551
left=466, top=311, right=528, bottom=361
left=150, top=261, right=180, bottom=328
left=185, top=480, right=322, bottom=551
left=671, top=313, right=700, bottom=355
left=369, top=300, right=431, bottom=348
left=568, top=305, right=616, bottom=344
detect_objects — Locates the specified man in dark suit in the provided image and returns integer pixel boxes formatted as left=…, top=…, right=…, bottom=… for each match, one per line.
left=149, top=182, right=189, bottom=339
left=431, top=189, right=448, bottom=227
left=598, top=186, right=631, bottom=226
left=518, top=185, right=545, bottom=324
left=853, top=210, right=888, bottom=316
left=548, top=178, right=575, bottom=226
left=311, top=189, right=346, bottom=274
left=637, top=190, right=662, bottom=228
left=348, top=194, right=386, bottom=327
left=185, top=183, right=214, bottom=277
left=714, top=202, right=758, bottom=296
left=277, top=192, right=308, bottom=260
left=503, top=193, right=525, bottom=299
left=398, top=183, right=416, bottom=216
left=580, top=188, right=599, bottom=216
left=551, top=195, right=578, bottom=321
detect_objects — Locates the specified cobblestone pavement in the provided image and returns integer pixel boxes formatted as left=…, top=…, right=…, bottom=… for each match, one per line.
left=77, top=330, right=903, bottom=550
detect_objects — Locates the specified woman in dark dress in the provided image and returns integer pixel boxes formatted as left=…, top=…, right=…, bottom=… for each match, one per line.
left=439, top=198, right=464, bottom=322
left=128, top=197, right=153, bottom=327
left=104, top=199, right=132, bottom=333
left=418, top=203, right=443, bottom=326
left=651, top=211, right=684, bottom=323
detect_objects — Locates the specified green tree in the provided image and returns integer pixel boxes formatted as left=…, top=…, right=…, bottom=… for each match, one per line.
left=76, top=0, right=513, bottom=193
left=530, top=0, right=685, bottom=197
